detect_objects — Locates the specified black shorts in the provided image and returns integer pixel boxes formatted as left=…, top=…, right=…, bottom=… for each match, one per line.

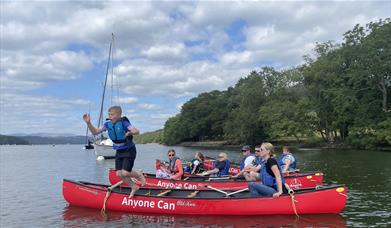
left=115, top=146, right=137, bottom=172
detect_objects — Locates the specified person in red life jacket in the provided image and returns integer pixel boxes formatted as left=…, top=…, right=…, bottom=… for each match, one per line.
left=199, top=152, right=230, bottom=177
left=278, top=146, right=297, bottom=173
left=83, top=106, right=146, bottom=197
left=231, top=145, right=255, bottom=180
left=248, top=142, right=287, bottom=197
left=167, top=149, right=183, bottom=180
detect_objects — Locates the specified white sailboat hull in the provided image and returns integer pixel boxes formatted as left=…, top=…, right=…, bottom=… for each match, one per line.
left=94, top=140, right=116, bottom=158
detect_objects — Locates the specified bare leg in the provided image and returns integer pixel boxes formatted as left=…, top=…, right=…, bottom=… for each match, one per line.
left=121, top=170, right=146, bottom=197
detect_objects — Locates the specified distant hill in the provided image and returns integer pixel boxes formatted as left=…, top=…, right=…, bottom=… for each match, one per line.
left=0, top=135, right=29, bottom=145
left=134, top=129, right=164, bottom=144
left=0, top=134, right=87, bottom=145
left=21, top=135, right=86, bottom=144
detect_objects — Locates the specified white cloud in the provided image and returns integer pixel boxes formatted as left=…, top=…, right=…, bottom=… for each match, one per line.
left=142, top=43, right=187, bottom=62
left=138, top=103, right=160, bottom=110
left=115, top=97, right=138, bottom=104
left=0, top=1, right=389, bottom=134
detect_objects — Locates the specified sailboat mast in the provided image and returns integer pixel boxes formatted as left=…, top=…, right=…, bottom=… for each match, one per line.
left=97, top=34, right=114, bottom=128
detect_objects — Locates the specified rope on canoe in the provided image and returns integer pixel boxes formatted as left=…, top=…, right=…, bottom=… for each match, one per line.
left=101, top=181, right=123, bottom=217
left=285, top=183, right=299, bottom=218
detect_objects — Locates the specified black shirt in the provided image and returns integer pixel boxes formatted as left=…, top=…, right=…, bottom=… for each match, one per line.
left=265, top=157, right=279, bottom=178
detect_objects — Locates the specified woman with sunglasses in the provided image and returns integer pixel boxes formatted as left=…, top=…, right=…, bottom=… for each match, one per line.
left=167, top=149, right=183, bottom=180
left=199, top=152, right=230, bottom=177
left=248, top=143, right=287, bottom=197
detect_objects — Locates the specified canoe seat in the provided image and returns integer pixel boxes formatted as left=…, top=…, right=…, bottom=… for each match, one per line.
left=187, top=191, right=199, bottom=198
left=157, top=190, right=171, bottom=196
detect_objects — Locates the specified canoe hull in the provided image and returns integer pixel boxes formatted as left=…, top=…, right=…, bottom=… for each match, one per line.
left=108, top=169, right=323, bottom=190
left=63, top=179, right=347, bottom=215
left=94, top=143, right=116, bottom=158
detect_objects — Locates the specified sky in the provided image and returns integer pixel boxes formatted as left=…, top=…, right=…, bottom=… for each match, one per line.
left=0, top=1, right=390, bottom=135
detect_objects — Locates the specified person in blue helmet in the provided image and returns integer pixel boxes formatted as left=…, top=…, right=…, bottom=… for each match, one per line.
left=248, top=142, right=287, bottom=197
left=83, top=106, right=146, bottom=197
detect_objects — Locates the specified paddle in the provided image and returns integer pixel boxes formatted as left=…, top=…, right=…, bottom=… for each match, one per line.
left=204, top=185, right=248, bottom=197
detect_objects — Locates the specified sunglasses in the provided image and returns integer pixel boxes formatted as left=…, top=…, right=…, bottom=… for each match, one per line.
left=168, top=154, right=175, bottom=157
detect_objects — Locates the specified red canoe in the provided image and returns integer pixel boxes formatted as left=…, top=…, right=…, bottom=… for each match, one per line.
left=63, top=179, right=347, bottom=215
left=109, top=169, right=323, bottom=190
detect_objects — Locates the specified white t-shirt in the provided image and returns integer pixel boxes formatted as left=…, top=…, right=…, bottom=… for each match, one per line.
left=193, top=160, right=200, bottom=167
left=244, top=155, right=255, bottom=168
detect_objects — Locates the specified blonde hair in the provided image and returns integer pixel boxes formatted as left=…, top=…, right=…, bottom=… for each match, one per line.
left=218, top=152, right=228, bottom=160
left=108, top=106, right=122, bottom=115
left=262, top=142, right=274, bottom=156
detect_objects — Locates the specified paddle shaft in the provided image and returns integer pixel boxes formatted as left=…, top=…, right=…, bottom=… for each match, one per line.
left=226, top=187, right=249, bottom=196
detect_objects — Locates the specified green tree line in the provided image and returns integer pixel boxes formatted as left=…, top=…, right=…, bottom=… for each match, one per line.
left=161, top=19, right=390, bottom=149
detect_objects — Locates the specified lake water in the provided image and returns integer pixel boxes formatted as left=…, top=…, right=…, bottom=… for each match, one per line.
left=0, top=144, right=390, bottom=227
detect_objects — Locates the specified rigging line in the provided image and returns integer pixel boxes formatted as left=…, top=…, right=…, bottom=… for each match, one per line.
left=110, top=33, right=115, bottom=106
left=97, top=36, right=113, bottom=128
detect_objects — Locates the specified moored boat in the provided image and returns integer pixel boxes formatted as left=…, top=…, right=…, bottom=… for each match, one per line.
left=94, top=139, right=116, bottom=158
left=108, top=168, right=323, bottom=190
left=63, top=179, right=347, bottom=215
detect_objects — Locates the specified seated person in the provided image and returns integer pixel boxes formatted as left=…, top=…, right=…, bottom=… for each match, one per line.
left=187, top=152, right=205, bottom=175
left=167, top=149, right=183, bottom=180
left=248, top=143, right=287, bottom=197
left=243, top=145, right=264, bottom=181
left=156, top=161, right=171, bottom=179
left=199, top=152, right=230, bottom=177
left=231, top=145, right=255, bottom=179
left=278, top=146, right=297, bottom=173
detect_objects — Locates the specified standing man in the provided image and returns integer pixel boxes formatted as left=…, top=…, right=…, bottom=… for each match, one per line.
left=83, top=106, right=146, bottom=197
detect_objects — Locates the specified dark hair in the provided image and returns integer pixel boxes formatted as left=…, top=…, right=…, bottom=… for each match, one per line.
left=168, top=149, right=175, bottom=154
left=196, top=152, right=204, bottom=161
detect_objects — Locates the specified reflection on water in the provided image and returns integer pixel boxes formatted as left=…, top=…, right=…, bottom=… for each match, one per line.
left=62, top=206, right=346, bottom=227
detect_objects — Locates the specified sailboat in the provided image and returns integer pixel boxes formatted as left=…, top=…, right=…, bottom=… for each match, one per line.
left=93, top=34, right=117, bottom=158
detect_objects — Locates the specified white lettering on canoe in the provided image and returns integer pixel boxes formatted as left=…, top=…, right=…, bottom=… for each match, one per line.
left=157, top=180, right=197, bottom=190
left=121, top=197, right=175, bottom=210
left=176, top=200, right=196, bottom=207
left=288, top=178, right=302, bottom=189
left=158, top=200, right=175, bottom=210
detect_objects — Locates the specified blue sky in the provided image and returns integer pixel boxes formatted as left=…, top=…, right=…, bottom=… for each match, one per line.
left=1, top=1, right=390, bottom=135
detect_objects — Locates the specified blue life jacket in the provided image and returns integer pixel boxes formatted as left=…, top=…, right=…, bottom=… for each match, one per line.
left=106, top=117, right=133, bottom=144
left=278, top=153, right=297, bottom=170
left=213, top=160, right=230, bottom=177
left=261, top=158, right=285, bottom=190
left=252, top=157, right=264, bottom=166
